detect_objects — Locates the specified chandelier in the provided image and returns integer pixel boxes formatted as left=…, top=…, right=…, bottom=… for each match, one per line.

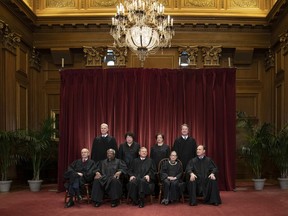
left=110, top=0, right=174, bottom=65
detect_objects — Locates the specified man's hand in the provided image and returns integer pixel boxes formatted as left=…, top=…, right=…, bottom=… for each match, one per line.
left=94, top=172, right=102, bottom=179
left=167, top=176, right=177, bottom=181
left=190, top=173, right=197, bottom=181
left=144, top=175, right=150, bottom=182
left=77, top=172, right=83, bottom=177
left=114, top=171, right=121, bottom=179
left=208, top=173, right=216, bottom=180
left=129, top=176, right=136, bottom=181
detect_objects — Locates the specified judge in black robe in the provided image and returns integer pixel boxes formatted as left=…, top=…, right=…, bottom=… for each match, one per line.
left=64, top=148, right=96, bottom=208
left=159, top=151, right=183, bottom=205
left=91, top=123, right=118, bottom=163
left=185, top=145, right=222, bottom=206
left=172, top=124, right=197, bottom=170
left=127, top=147, right=156, bottom=208
left=150, top=133, right=170, bottom=171
left=150, top=133, right=170, bottom=196
left=119, top=132, right=140, bottom=168
left=118, top=132, right=140, bottom=196
left=91, top=148, right=127, bottom=207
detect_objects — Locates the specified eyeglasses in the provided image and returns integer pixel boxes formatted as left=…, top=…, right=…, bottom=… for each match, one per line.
left=170, top=155, right=177, bottom=156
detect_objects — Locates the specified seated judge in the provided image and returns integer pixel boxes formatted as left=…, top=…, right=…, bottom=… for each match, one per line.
left=159, top=151, right=183, bottom=205
left=127, top=147, right=156, bottom=208
left=64, top=148, right=96, bottom=208
left=185, top=145, right=222, bottom=206
left=91, top=148, right=127, bottom=207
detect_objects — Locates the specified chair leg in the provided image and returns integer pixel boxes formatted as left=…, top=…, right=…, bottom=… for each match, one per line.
left=150, top=195, right=153, bottom=204
left=84, top=184, right=90, bottom=204
left=181, top=194, right=185, bottom=203
left=64, top=190, right=68, bottom=203
left=158, top=189, right=162, bottom=203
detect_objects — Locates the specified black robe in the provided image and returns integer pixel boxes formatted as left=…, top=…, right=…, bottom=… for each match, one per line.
left=172, top=136, right=196, bottom=170
left=64, top=159, right=96, bottom=184
left=91, top=158, right=127, bottom=202
left=91, top=135, right=118, bottom=163
left=185, top=156, right=222, bottom=205
left=64, top=159, right=96, bottom=196
left=150, top=144, right=170, bottom=171
left=127, top=157, right=156, bottom=203
left=160, top=160, right=183, bottom=201
left=119, top=141, right=140, bottom=168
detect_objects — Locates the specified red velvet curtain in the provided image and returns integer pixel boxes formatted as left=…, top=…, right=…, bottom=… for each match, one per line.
left=58, top=68, right=236, bottom=191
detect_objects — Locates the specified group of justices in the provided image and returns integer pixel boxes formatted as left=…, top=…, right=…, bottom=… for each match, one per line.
left=64, top=123, right=222, bottom=208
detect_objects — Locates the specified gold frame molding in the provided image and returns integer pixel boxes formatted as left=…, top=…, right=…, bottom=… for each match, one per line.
left=50, top=109, right=59, bottom=141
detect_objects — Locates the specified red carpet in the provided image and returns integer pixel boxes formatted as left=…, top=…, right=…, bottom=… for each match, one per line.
left=0, top=184, right=287, bottom=216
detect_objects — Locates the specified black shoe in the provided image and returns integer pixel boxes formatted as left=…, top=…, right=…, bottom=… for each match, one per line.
left=161, top=199, right=169, bottom=205
left=77, top=195, right=83, bottom=201
left=111, top=203, right=118, bottom=207
left=65, top=200, right=74, bottom=208
left=189, top=202, right=197, bottom=206
left=138, top=200, right=144, bottom=208
left=111, top=200, right=119, bottom=207
left=94, top=202, right=101, bottom=207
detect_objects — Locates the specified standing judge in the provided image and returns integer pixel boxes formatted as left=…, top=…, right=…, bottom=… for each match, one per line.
left=119, top=132, right=140, bottom=196
left=186, top=145, right=222, bottom=206
left=91, top=123, right=118, bottom=163
left=150, top=133, right=170, bottom=172
left=150, top=133, right=170, bottom=196
left=119, top=132, right=140, bottom=168
left=172, top=124, right=197, bottom=170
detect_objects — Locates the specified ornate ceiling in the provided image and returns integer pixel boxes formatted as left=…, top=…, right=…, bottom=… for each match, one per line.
left=4, top=0, right=286, bottom=29
left=22, top=0, right=276, bottom=17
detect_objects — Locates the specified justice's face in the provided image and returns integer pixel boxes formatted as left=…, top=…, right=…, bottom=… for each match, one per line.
left=81, top=149, right=89, bottom=159
left=107, top=150, right=115, bottom=160
left=196, top=145, right=205, bottom=157
left=169, top=152, right=177, bottom=162
left=181, top=125, right=189, bottom=136
left=100, top=124, right=109, bottom=135
left=126, top=135, right=133, bottom=144
left=156, top=135, right=164, bottom=143
left=139, top=148, right=148, bottom=158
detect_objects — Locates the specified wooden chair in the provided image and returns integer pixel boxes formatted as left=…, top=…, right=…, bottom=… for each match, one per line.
left=64, top=183, right=91, bottom=204
left=158, top=158, right=185, bottom=203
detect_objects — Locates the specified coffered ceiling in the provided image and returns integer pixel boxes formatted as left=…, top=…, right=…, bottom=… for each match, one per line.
left=4, top=0, right=286, bottom=29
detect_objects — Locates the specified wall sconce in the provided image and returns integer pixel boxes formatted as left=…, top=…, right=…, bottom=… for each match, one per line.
left=179, top=51, right=190, bottom=67
left=104, top=49, right=115, bottom=66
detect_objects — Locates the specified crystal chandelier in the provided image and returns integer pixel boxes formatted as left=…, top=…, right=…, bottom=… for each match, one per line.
left=110, top=0, right=174, bottom=65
